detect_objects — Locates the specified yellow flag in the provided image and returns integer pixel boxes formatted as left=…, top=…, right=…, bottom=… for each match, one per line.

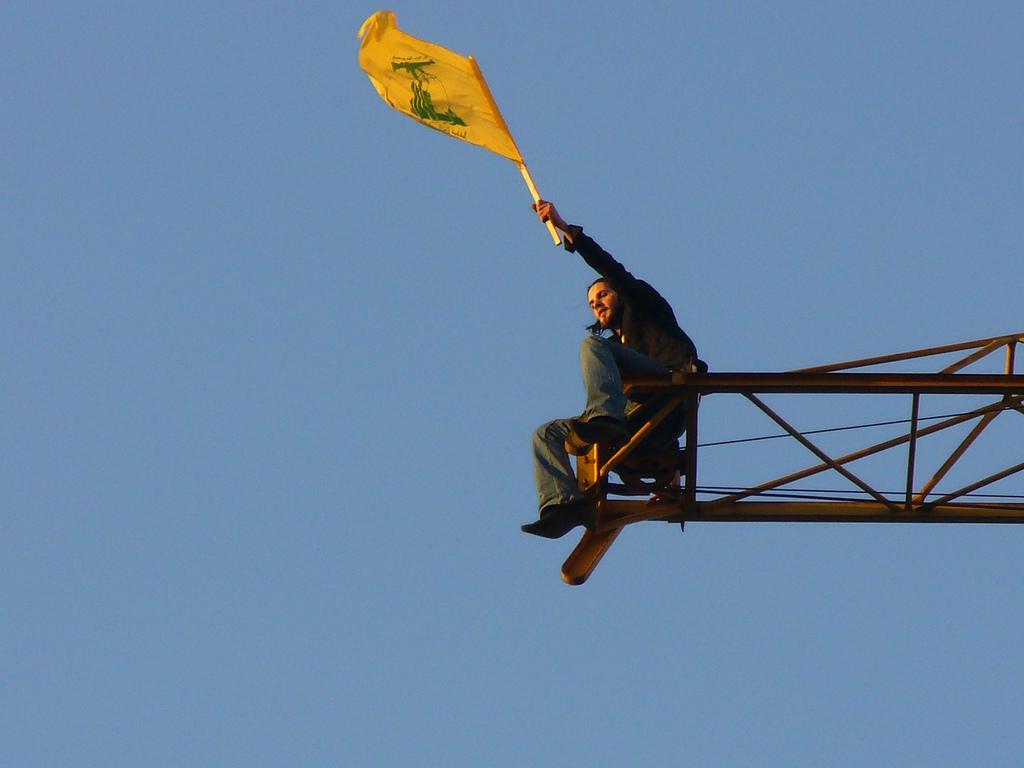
left=358, top=10, right=524, bottom=163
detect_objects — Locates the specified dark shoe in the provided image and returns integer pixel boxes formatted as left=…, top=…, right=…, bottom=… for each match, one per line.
left=520, top=499, right=596, bottom=539
left=564, top=416, right=629, bottom=456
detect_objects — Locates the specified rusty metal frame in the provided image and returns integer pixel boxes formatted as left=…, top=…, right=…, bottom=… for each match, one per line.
left=560, top=332, right=1024, bottom=584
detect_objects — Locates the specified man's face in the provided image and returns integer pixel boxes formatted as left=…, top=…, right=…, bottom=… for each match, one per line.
left=587, top=280, right=621, bottom=329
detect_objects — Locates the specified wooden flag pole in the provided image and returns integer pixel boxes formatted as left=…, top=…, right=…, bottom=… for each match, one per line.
left=468, top=56, right=561, bottom=246
left=517, top=163, right=561, bottom=245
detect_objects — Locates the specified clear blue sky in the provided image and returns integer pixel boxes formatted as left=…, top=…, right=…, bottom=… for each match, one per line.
left=5, top=2, right=1023, bottom=766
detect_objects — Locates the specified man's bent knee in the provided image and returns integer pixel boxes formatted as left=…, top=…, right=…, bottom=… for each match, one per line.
left=579, top=334, right=612, bottom=362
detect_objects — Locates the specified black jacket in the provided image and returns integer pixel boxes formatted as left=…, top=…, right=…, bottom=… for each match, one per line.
left=566, top=226, right=699, bottom=371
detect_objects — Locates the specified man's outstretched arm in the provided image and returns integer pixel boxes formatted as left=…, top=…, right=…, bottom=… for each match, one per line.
left=532, top=200, right=639, bottom=294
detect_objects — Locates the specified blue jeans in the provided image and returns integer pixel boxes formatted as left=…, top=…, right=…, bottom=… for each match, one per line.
left=532, top=336, right=683, bottom=513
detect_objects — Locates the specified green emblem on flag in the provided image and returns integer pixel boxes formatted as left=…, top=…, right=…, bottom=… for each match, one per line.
left=392, top=58, right=467, bottom=126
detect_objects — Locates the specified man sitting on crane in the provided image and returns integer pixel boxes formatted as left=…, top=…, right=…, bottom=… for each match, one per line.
left=522, top=201, right=702, bottom=539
